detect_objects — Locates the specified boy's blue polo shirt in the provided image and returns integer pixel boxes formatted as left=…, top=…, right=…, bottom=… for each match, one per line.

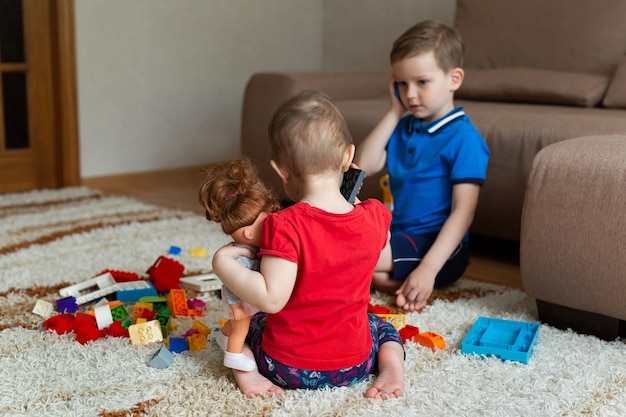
left=386, top=106, right=490, bottom=239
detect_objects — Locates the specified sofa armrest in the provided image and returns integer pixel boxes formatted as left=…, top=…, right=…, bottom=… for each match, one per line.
left=241, top=71, right=388, bottom=200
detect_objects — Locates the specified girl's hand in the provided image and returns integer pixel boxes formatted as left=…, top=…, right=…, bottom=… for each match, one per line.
left=216, top=242, right=255, bottom=260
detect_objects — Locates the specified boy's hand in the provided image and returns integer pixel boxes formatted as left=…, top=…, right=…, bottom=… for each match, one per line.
left=395, top=266, right=436, bottom=311
left=388, top=77, right=406, bottom=115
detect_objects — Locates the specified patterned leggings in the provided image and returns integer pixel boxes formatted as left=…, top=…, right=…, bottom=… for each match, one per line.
left=244, top=313, right=404, bottom=390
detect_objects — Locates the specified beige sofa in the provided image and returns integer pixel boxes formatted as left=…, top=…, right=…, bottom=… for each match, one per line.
left=241, top=0, right=626, bottom=242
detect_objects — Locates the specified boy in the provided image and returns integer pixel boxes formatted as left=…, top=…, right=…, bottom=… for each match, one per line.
left=213, top=91, right=405, bottom=399
left=356, top=20, right=490, bottom=311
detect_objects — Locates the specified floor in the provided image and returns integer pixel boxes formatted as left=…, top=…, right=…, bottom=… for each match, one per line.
left=83, top=166, right=522, bottom=289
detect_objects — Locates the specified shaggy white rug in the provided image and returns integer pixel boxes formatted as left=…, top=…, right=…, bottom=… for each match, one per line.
left=1, top=187, right=625, bottom=417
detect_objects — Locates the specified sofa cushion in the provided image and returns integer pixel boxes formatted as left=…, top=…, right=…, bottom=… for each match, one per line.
left=603, top=55, right=626, bottom=109
left=455, top=0, right=626, bottom=77
left=456, top=68, right=609, bottom=107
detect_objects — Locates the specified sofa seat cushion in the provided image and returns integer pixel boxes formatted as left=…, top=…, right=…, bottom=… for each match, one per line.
left=459, top=100, right=626, bottom=240
left=457, top=68, right=609, bottom=107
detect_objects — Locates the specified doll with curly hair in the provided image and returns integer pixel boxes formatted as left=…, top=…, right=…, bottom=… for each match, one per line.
left=199, top=157, right=281, bottom=371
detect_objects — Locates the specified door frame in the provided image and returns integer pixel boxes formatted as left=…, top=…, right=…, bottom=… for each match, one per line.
left=53, top=0, right=80, bottom=186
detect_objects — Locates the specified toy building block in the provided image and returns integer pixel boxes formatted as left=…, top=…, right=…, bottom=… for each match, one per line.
left=129, top=320, right=164, bottom=346
left=75, top=323, right=104, bottom=345
left=110, top=304, right=129, bottom=322
left=149, top=346, right=174, bottom=369
left=108, top=320, right=130, bottom=338
left=168, top=245, right=182, bottom=255
left=368, top=303, right=391, bottom=314
left=44, top=313, right=75, bottom=335
left=56, top=296, right=79, bottom=314
left=147, top=256, right=185, bottom=292
left=168, top=336, right=189, bottom=354
left=377, top=313, right=407, bottom=330
left=461, top=317, right=540, bottom=364
left=187, top=298, right=206, bottom=310
left=187, top=333, right=207, bottom=351
left=116, top=280, right=158, bottom=303
left=414, top=331, right=446, bottom=351
left=179, top=273, right=222, bottom=292
left=33, top=300, right=54, bottom=317
left=73, top=312, right=96, bottom=330
left=59, top=272, right=118, bottom=305
left=189, top=247, right=208, bottom=257
left=156, top=313, right=172, bottom=338
left=398, top=324, right=420, bottom=344
left=192, top=320, right=212, bottom=337
left=139, top=295, right=168, bottom=307
left=97, top=269, right=139, bottom=282
left=133, top=302, right=154, bottom=321
left=138, top=309, right=157, bottom=321
left=94, top=304, right=114, bottom=330
left=167, top=289, right=189, bottom=317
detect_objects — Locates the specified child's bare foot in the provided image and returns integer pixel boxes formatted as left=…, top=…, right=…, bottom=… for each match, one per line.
left=232, top=347, right=283, bottom=398
left=365, top=342, right=404, bottom=400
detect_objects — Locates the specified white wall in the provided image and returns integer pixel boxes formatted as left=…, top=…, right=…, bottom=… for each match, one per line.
left=76, top=0, right=324, bottom=177
left=76, top=0, right=456, bottom=178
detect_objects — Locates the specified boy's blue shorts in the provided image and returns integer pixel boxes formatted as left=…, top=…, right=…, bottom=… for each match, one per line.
left=390, top=232, right=469, bottom=287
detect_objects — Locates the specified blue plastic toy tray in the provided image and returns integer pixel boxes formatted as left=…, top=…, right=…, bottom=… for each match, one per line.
left=461, top=317, right=540, bottom=364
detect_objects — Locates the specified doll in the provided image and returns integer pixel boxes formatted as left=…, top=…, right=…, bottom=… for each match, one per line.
left=198, top=157, right=281, bottom=371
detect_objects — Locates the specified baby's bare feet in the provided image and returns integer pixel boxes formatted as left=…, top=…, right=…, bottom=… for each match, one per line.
left=365, top=343, right=404, bottom=400
left=232, top=347, right=283, bottom=398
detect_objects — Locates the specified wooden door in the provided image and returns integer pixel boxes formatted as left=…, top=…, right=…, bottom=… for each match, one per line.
left=0, top=0, right=78, bottom=193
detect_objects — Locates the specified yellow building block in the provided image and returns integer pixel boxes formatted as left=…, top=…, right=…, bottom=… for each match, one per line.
left=129, top=320, right=164, bottom=346
left=192, top=320, right=212, bottom=337
left=376, top=313, right=407, bottom=330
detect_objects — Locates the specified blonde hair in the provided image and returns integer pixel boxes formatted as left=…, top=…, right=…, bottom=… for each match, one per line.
left=198, top=157, right=280, bottom=235
left=268, top=90, right=353, bottom=180
left=390, top=19, right=464, bottom=72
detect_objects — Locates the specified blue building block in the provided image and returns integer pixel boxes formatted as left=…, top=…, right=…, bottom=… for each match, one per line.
left=56, top=296, right=79, bottom=313
left=116, top=281, right=158, bottom=302
left=149, top=346, right=174, bottom=369
left=461, top=317, right=540, bottom=364
left=168, top=337, right=189, bottom=354
left=168, top=245, right=182, bottom=255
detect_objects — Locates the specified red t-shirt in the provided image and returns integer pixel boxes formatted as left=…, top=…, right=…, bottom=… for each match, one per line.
left=258, top=199, right=391, bottom=370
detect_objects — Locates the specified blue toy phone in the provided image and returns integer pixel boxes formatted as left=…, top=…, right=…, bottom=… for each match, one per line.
left=393, top=82, right=400, bottom=99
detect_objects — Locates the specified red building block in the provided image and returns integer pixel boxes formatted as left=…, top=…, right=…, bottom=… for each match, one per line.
left=147, top=256, right=185, bottom=292
left=398, top=324, right=420, bottom=344
left=44, top=314, right=75, bottom=335
left=368, top=303, right=391, bottom=314
left=97, top=269, right=139, bottom=282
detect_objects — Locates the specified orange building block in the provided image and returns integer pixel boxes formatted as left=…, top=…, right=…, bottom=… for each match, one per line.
left=413, top=331, right=446, bottom=351
left=187, top=333, right=207, bottom=351
left=167, top=289, right=189, bottom=317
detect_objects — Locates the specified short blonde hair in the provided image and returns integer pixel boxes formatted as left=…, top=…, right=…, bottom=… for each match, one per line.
left=390, top=19, right=464, bottom=72
left=268, top=90, right=353, bottom=180
left=198, top=157, right=280, bottom=235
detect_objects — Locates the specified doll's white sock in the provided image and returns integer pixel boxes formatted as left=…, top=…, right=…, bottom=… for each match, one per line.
left=223, top=351, right=257, bottom=371
left=215, top=330, right=228, bottom=351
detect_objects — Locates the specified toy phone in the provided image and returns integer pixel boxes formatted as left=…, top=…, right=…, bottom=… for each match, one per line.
left=394, top=82, right=401, bottom=99
left=340, top=167, right=366, bottom=203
